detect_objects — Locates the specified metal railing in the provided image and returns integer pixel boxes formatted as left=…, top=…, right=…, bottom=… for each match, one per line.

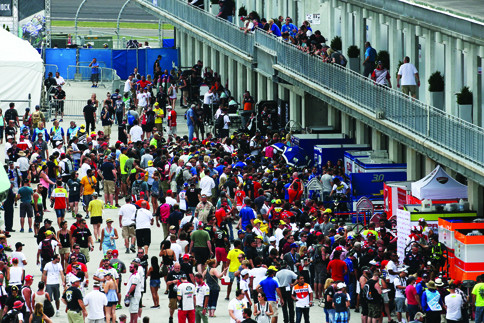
left=145, top=0, right=484, bottom=167
left=66, top=65, right=119, bottom=87
left=50, top=99, right=87, bottom=120
left=254, top=31, right=484, bottom=166
left=44, top=64, right=58, bottom=78
left=146, top=0, right=254, bottom=56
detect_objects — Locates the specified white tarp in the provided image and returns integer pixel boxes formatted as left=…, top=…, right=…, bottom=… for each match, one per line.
left=0, top=28, right=43, bottom=110
left=411, top=165, right=468, bottom=200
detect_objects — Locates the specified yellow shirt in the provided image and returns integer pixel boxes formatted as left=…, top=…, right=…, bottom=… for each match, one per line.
left=227, top=248, right=245, bottom=273
left=119, top=154, right=128, bottom=175
left=154, top=107, right=164, bottom=124
left=88, top=199, right=104, bottom=218
left=80, top=176, right=97, bottom=196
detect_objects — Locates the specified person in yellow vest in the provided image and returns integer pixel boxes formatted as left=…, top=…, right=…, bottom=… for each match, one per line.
left=88, top=191, right=104, bottom=242
left=153, top=102, right=164, bottom=135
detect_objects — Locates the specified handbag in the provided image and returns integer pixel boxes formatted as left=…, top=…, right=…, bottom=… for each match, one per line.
left=43, top=298, right=55, bottom=317
left=159, top=264, right=169, bottom=278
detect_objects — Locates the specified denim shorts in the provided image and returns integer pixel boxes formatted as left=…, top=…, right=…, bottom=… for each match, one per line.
left=150, top=279, right=161, bottom=288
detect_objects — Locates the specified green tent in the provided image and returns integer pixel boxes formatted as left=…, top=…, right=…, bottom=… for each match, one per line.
left=0, top=163, right=11, bottom=201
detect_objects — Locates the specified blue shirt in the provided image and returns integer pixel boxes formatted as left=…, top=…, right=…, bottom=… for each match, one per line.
left=271, top=24, right=281, bottom=37
left=343, top=258, right=354, bottom=285
left=259, top=277, right=279, bottom=302
left=281, top=23, right=298, bottom=38
left=18, top=186, right=33, bottom=203
left=365, top=47, right=376, bottom=62
left=186, top=108, right=195, bottom=127
left=91, top=62, right=100, bottom=74
left=239, top=206, right=255, bottom=230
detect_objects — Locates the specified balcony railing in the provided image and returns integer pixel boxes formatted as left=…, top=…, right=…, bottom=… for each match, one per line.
left=145, top=0, right=484, bottom=167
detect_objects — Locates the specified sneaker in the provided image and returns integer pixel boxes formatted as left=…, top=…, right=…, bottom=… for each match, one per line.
left=169, top=317, right=173, bottom=323
left=28, top=228, right=33, bottom=233
left=126, top=248, right=130, bottom=254
left=20, top=228, right=24, bottom=233
left=111, top=205, right=118, bottom=209
left=150, top=305, right=160, bottom=309
left=59, top=119, right=63, bottom=122
left=115, top=204, right=121, bottom=208
left=56, top=310, right=60, bottom=317
left=91, top=85, right=95, bottom=88
left=116, top=304, right=122, bottom=310
left=85, top=215, right=90, bottom=219
left=130, top=245, right=136, bottom=253
left=51, top=118, right=56, bottom=122
left=105, top=204, right=111, bottom=209
left=97, top=239, right=101, bottom=243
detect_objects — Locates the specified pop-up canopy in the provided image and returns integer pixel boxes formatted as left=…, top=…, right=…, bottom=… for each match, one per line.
left=0, top=28, right=43, bottom=109
left=411, top=165, right=468, bottom=200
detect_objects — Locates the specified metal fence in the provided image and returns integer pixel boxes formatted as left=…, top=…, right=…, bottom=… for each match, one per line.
left=66, top=65, right=119, bottom=87
left=44, top=64, right=58, bottom=78
left=147, top=0, right=254, bottom=56
left=254, top=31, right=484, bottom=166
left=50, top=99, right=86, bottom=120
left=0, top=97, right=32, bottom=115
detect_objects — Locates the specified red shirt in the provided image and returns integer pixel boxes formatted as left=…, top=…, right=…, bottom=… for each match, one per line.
left=168, top=110, right=177, bottom=127
left=135, top=200, right=151, bottom=210
left=405, top=284, right=418, bottom=305
left=253, top=181, right=262, bottom=198
left=215, top=208, right=227, bottom=227
left=235, top=190, right=246, bottom=206
left=327, top=259, right=347, bottom=282
left=137, top=80, right=151, bottom=89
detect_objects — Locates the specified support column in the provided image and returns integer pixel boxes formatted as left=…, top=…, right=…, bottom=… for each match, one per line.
left=186, top=35, right=194, bottom=66
left=424, top=29, right=436, bottom=106
left=444, top=37, right=457, bottom=115
left=301, top=94, right=306, bottom=128
left=424, top=157, right=436, bottom=174
left=267, top=77, right=274, bottom=100
left=404, top=24, right=417, bottom=73
left=371, top=128, right=383, bottom=150
left=467, top=43, right=479, bottom=125
left=246, top=68, right=255, bottom=98
left=194, top=39, right=201, bottom=62
left=227, top=58, right=235, bottom=95
left=388, top=138, right=402, bottom=163
left=219, top=53, right=227, bottom=86
left=257, top=74, right=267, bottom=102
left=355, top=120, right=367, bottom=144
left=388, top=18, right=402, bottom=89
left=289, top=90, right=299, bottom=125
left=341, top=112, right=351, bottom=137
left=327, top=105, right=338, bottom=128
left=179, top=32, right=187, bottom=67
left=202, top=43, right=209, bottom=67
left=237, top=62, right=244, bottom=101
left=406, top=147, right=419, bottom=181
left=468, top=179, right=484, bottom=216
left=355, top=8, right=366, bottom=73
left=340, top=3, right=349, bottom=52
left=370, top=12, right=381, bottom=51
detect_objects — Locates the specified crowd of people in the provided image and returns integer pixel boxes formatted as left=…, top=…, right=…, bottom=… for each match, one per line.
left=0, top=50, right=479, bottom=323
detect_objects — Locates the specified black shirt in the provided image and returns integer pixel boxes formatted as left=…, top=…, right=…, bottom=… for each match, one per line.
left=180, top=262, right=194, bottom=283
left=83, top=105, right=96, bottom=121
left=168, top=211, right=183, bottom=231
left=5, top=126, right=16, bottom=139
left=186, top=188, right=200, bottom=208
left=37, top=226, right=57, bottom=245
left=100, top=162, right=115, bottom=181
left=73, top=227, right=92, bottom=248
left=166, top=270, right=187, bottom=298
left=62, top=286, right=83, bottom=311
left=4, top=108, right=18, bottom=124
left=67, top=179, right=81, bottom=197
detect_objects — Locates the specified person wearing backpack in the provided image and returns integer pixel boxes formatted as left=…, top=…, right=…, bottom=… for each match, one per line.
left=363, top=41, right=377, bottom=77
left=2, top=300, right=24, bottom=323
left=215, top=108, right=230, bottom=138
left=364, top=269, right=383, bottom=323
left=36, top=230, right=58, bottom=272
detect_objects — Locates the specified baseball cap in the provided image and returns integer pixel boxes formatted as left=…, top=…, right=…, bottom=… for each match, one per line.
left=112, top=250, right=119, bottom=256
left=241, top=269, right=249, bottom=276
left=166, top=189, right=173, bottom=195
left=15, top=242, right=24, bottom=248
left=70, top=276, right=80, bottom=283
left=198, top=221, right=204, bottom=227
left=337, top=282, right=346, bottom=289
left=45, top=230, right=53, bottom=236
left=238, top=229, right=246, bottom=235
left=148, top=160, right=153, bottom=166
left=106, top=218, right=114, bottom=223
left=269, top=236, right=276, bottom=242
left=169, top=225, right=176, bottom=230
left=267, top=266, right=278, bottom=272
left=25, top=275, right=33, bottom=281
left=182, top=254, right=190, bottom=260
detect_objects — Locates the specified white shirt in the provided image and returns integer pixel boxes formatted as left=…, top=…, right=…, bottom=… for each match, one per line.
left=171, top=243, right=183, bottom=263
left=393, top=276, right=406, bottom=298
left=321, top=174, right=333, bottom=192
left=398, top=63, right=418, bottom=85
left=137, top=92, right=148, bottom=107
left=84, top=289, right=108, bottom=320
left=385, top=260, right=398, bottom=284
left=203, top=92, right=214, bottom=105
left=135, top=208, right=153, bottom=230
left=275, top=228, right=284, bottom=248
left=17, top=157, right=30, bottom=172
left=228, top=298, right=245, bottom=323
left=249, top=267, right=267, bottom=289
left=126, top=272, right=142, bottom=298
left=55, top=76, right=65, bottom=86
left=177, top=282, right=196, bottom=311
left=445, top=293, right=463, bottom=321
left=94, top=267, right=119, bottom=281
left=129, top=125, right=143, bottom=142
left=166, top=196, right=177, bottom=207
left=199, top=176, right=215, bottom=196
left=38, top=240, right=59, bottom=260
left=43, top=262, right=63, bottom=285
left=332, top=181, right=349, bottom=194
left=195, top=283, right=210, bottom=307
left=180, top=215, right=199, bottom=231
left=223, top=115, right=230, bottom=129
left=118, top=203, right=137, bottom=226
left=179, top=191, right=187, bottom=211
left=240, top=279, right=250, bottom=305
left=78, top=163, right=91, bottom=180
left=124, top=79, right=132, bottom=93
left=10, top=251, right=26, bottom=267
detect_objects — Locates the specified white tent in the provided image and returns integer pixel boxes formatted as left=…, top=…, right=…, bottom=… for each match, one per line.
left=0, top=28, right=43, bottom=110
left=411, top=165, right=468, bottom=200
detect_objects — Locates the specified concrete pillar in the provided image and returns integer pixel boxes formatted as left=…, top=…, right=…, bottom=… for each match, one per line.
left=424, top=29, right=436, bottom=106
left=257, top=74, right=267, bottom=102
left=355, top=120, right=367, bottom=144
left=341, top=112, right=351, bottom=137
left=202, top=43, right=209, bottom=67
left=301, top=94, right=306, bottom=128
left=466, top=43, right=479, bottom=125
left=327, top=3, right=335, bottom=40
left=186, top=36, right=194, bottom=66
left=237, top=62, right=244, bottom=101
left=388, top=138, right=402, bottom=163
left=327, top=105, right=337, bottom=128
left=388, top=19, right=402, bottom=89
left=468, top=179, right=484, bottom=216
left=179, top=32, right=187, bottom=67
left=340, top=3, right=349, bottom=52
left=246, top=68, right=255, bottom=98
left=406, top=147, right=419, bottom=181
left=219, top=53, right=226, bottom=86
left=370, top=13, right=381, bottom=51
left=227, top=58, right=235, bottom=96
left=289, top=90, right=299, bottom=125
left=194, top=39, right=201, bottom=63
left=424, top=157, right=436, bottom=174
left=355, top=8, right=366, bottom=72
left=267, top=77, right=274, bottom=100
left=444, top=37, right=457, bottom=115
left=404, top=23, right=417, bottom=79
left=371, top=128, right=383, bottom=150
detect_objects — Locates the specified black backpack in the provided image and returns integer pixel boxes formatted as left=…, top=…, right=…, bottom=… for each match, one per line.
left=312, top=244, right=323, bottom=264
left=146, top=111, right=155, bottom=125
left=215, top=114, right=225, bottom=130
left=2, top=309, right=20, bottom=323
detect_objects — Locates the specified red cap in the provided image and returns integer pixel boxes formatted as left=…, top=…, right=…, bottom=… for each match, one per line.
left=101, top=142, right=108, bottom=146
left=198, top=221, right=203, bottom=226
left=90, top=133, right=97, bottom=138
left=140, top=191, right=145, bottom=195
left=182, top=254, right=190, bottom=260
left=112, top=250, right=119, bottom=256
left=60, top=153, right=66, bottom=157
left=315, top=232, right=322, bottom=236
left=19, top=135, right=25, bottom=139
left=335, top=246, right=343, bottom=251
left=222, top=202, right=228, bottom=206
left=166, top=189, right=172, bottom=195
left=25, top=275, right=33, bottom=281
left=116, top=140, right=122, bottom=144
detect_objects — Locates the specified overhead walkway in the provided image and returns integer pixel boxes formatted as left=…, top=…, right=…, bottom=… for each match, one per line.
left=134, top=0, right=484, bottom=190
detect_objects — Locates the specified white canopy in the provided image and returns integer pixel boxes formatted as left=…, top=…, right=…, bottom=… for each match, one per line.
left=0, top=28, right=43, bottom=110
left=411, top=165, right=468, bottom=200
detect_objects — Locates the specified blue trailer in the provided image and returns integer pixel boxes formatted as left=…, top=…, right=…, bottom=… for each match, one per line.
left=291, top=133, right=353, bottom=158
left=314, top=144, right=371, bottom=173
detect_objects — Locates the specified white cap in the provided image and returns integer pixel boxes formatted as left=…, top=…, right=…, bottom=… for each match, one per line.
left=269, top=236, right=276, bottom=242
left=241, top=269, right=249, bottom=276
left=337, top=282, right=346, bottom=289
left=70, top=277, right=80, bottom=283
